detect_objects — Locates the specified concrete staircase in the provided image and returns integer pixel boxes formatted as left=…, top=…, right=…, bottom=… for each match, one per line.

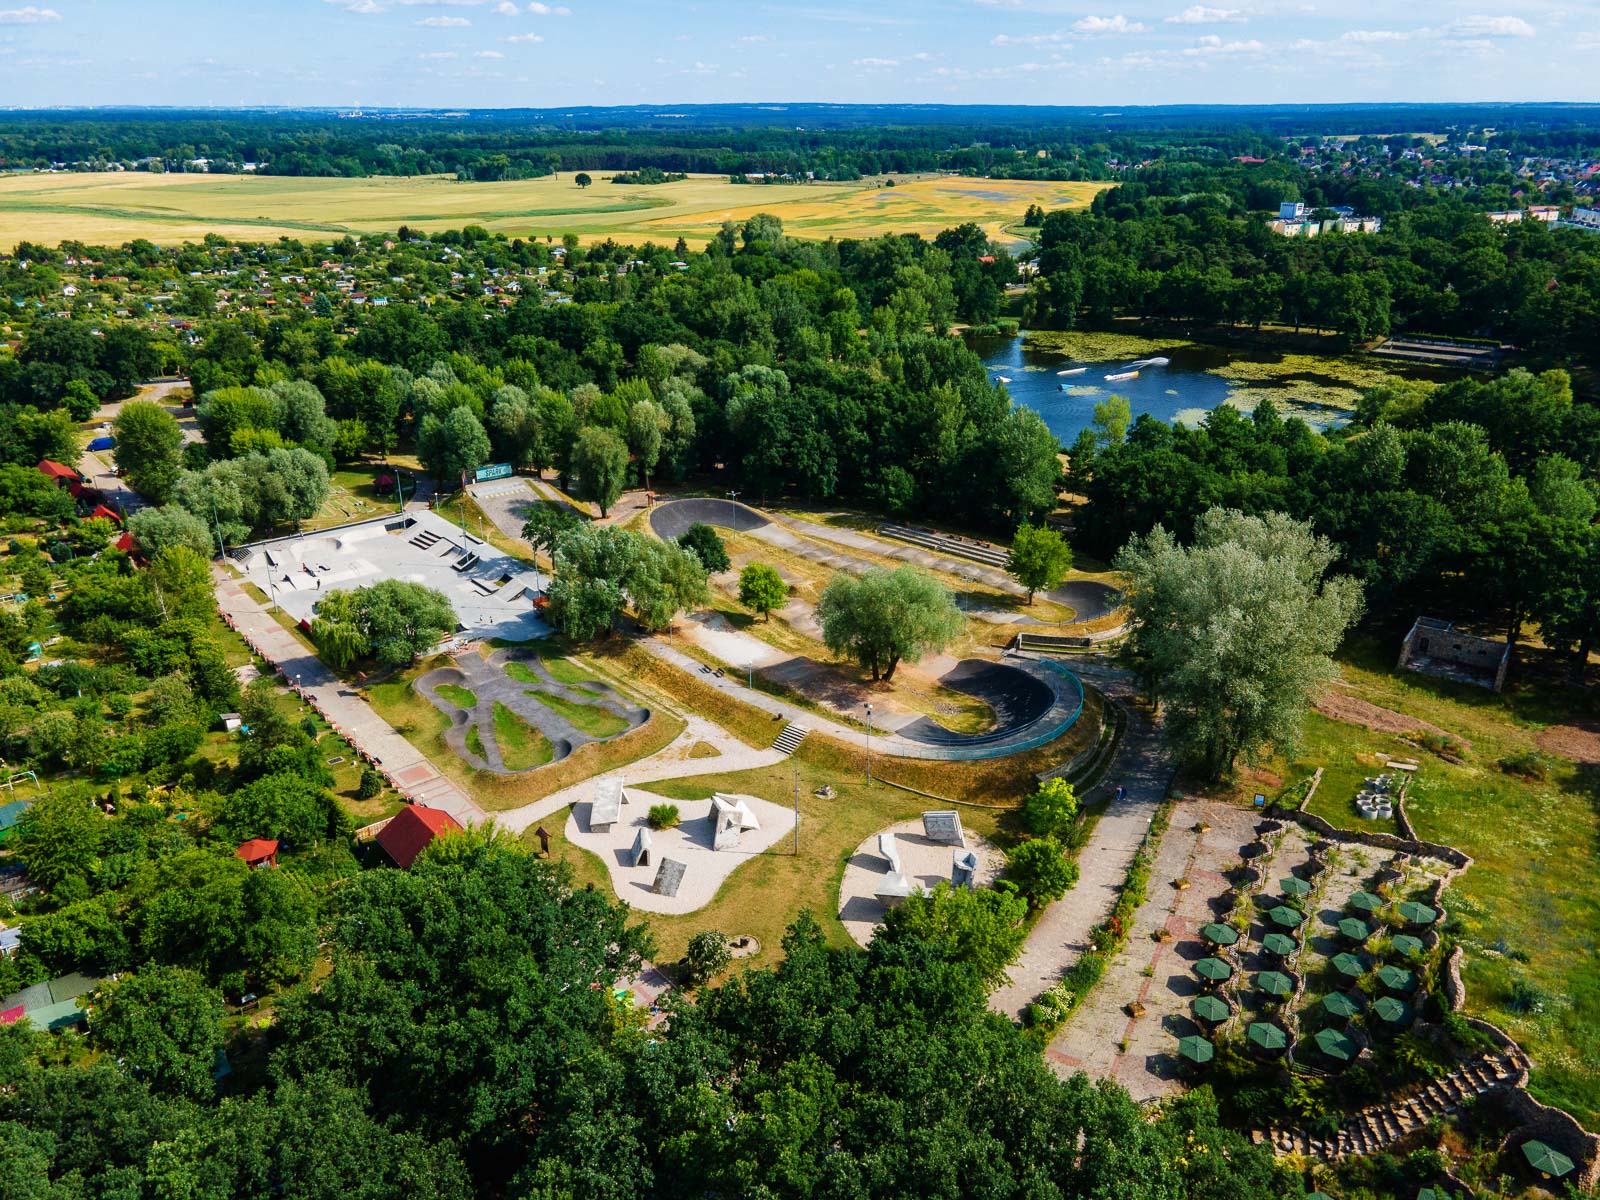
left=1259, top=1051, right=1527, bottom=1160
left=773, top=723, right=809, bottom=756
left=877, top=523, right=1010, bottom=569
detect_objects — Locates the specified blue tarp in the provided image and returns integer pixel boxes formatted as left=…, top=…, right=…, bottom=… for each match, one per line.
left=87, top=436, right=115, bottom=451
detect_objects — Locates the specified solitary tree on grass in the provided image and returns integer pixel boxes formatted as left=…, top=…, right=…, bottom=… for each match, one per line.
left=1006, top=523, right=1073, bottom=605
left=1116, top=507, right=1363, bottom=780
left=1003, top=837, right=1078, bottom=908
left=817, top=565, right=963, bottom=682
left=677, top=522, right=730, bottom=573
left=574, top=172, right=592, bottom=189
left=738, top=562, right=787, bottom=622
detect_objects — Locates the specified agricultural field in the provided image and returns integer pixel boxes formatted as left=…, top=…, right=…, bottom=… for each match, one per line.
left=0, top=170, right=1100, bottom=250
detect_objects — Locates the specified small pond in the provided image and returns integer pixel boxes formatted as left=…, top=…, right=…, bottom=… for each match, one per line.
left=969, top=332, right=1364, bottom=447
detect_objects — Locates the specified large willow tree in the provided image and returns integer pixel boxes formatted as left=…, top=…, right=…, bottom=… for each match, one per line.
left=1116, top=507, right=1363, bottom=779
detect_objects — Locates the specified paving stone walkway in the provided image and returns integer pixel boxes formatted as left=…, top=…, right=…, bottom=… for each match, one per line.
left=987, top=661, right=1175, bottom=1022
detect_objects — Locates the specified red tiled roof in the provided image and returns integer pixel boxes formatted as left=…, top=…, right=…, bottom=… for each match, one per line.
left=89, top=504, right=122, bottom=525
left=37, top=459, right=79, bottom=480
left=376, top=804, right=461, bottom=869
left=235, top=838, right=279, bottom=864
left=114, top=531, right=135, bottom=553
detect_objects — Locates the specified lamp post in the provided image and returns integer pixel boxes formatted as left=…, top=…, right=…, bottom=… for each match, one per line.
left=864, top=703, right=873, bottom=787
left=725, top=489, right=741, bottom=533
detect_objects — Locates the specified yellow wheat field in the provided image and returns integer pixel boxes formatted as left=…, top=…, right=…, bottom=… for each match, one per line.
left=0, top=170, right=1101, bottom=250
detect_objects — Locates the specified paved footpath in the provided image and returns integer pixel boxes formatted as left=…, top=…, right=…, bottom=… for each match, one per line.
left=213, top=566, right=486, bottom=829
left=987, top=662, right=1175, bottom=1022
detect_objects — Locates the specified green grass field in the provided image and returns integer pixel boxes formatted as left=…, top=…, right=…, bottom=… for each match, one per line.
left=520, top=687, right=629, bottom=739
left=0, top=171, right=1101, bottom=250
left=492, top=701, right=554, bottom=771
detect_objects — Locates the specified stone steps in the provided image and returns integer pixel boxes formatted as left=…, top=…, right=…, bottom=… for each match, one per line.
left=773, top=723, right=809, bottom=756
left=1257, top=1052, right=1526, bottom=1161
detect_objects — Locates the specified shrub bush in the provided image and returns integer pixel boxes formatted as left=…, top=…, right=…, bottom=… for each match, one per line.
left=647, top=803, right=680, bottom=830
left=1497, top=749, right=1550, bottom=780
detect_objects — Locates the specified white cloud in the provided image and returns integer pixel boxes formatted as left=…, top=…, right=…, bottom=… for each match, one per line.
left=1072, top=14, right=1145, bottom=34
left=527, top=1, right=571, bottom=13
left=418, top=14, right=470, bottom=25
left=1452, top=14, right=1534, bottom=37
left=505, top=31, right=543, bottom=41
left=993, top=30, right=1071, bottom=45
left=852, top=55, right=899, bottom=65
left=494, top=0, right=518, bottom=12
left=1166, top=5, right=1244, bottom=23
left=1183, top=33, right=1264, bottom=53
left=475, top=48, right=504, bottom=57
left=1342, top=28, right=1409, bottom=42
left=420, top=50, right=458, bottom=58
left=0, top=6, right=62, bottom=21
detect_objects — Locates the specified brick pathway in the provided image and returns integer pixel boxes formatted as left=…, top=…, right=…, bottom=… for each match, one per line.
left=213, top=566, right=485, bottom=828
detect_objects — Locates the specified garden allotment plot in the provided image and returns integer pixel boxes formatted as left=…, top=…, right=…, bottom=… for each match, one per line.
left=0, top=171, right=1097, bottom=250
left=234, top=510, right=548, bottom=643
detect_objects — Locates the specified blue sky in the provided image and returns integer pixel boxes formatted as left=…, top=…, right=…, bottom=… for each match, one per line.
left=0, top=0, right=1596, bottom=107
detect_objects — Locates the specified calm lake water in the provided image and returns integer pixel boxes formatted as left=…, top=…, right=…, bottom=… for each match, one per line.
left=969, top=333, right=1349, bottom=447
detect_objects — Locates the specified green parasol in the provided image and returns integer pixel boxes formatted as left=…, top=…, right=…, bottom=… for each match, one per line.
left=1338, top=917, right=1372, bottom=941
left=1269, top=905, right=1306, bottom=928
left=1376, top=964, right=1416, bottom=992
left=1256, top=970, right=1294, bottom=997
left=1397, top=901, right=1439, bottom=926
left=1194, top=957, right=1233, bottom=983
left=1330, top=952, right=1367, bottom=978
left=1262, top=932, right=1298, bottom=956
left=1521, top=1140, right=1575, bottom=1178
left=1322, top=991, right=1362, bottom=1019
left=1372, top=995, right=1412, bottom=1024
left=1247, top=1022, right=1288, bottom=1051
left=1279, top=876, right=1312, bottom=897
left=1390, top=934, right=1425, bottom=956
left=1314, top=1026, right=1358, bottom=1061
left=1202, top=922, right=1241, bottom=947
left=1191, top=994, right=1230, bottom=1024
left=1177, top=1035, right=1214, bottom=1064
left=1348, top=890, right=1383, bottom=912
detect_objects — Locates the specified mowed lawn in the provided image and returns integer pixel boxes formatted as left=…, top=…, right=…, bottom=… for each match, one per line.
left=1239, top=633, right=1600, bottom=1129
left=0, top=170, right=1099, bottom=250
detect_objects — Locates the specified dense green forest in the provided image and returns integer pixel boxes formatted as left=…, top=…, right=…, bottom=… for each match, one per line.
left=3, top=103, right=1596, bottom=181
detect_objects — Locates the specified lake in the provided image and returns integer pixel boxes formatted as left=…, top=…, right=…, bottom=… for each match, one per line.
left=969, top=333, right=1358, bottom=447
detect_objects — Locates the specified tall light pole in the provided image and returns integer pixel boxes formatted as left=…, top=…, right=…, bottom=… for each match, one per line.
left=725, top=489, right=741, bottom=533
left=793, top=758, right=800, bottom=856
left=864, top=702, right=873, bottom=787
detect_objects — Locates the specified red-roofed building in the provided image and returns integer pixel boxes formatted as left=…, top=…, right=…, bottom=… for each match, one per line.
left=376, top=804, right=461, bottom=869
left=235, top=838, right=279, bottom=869
left=37, top=460, right=81, bottom=486
left=114, top=531, right=135, bottom=554
left=89, top=504, right=122, bottom=525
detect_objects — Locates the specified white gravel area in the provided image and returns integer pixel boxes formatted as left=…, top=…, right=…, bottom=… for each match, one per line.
left=565, top=788, right=797, bottom=914
left=837, top=818, right=1003, bottom=948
